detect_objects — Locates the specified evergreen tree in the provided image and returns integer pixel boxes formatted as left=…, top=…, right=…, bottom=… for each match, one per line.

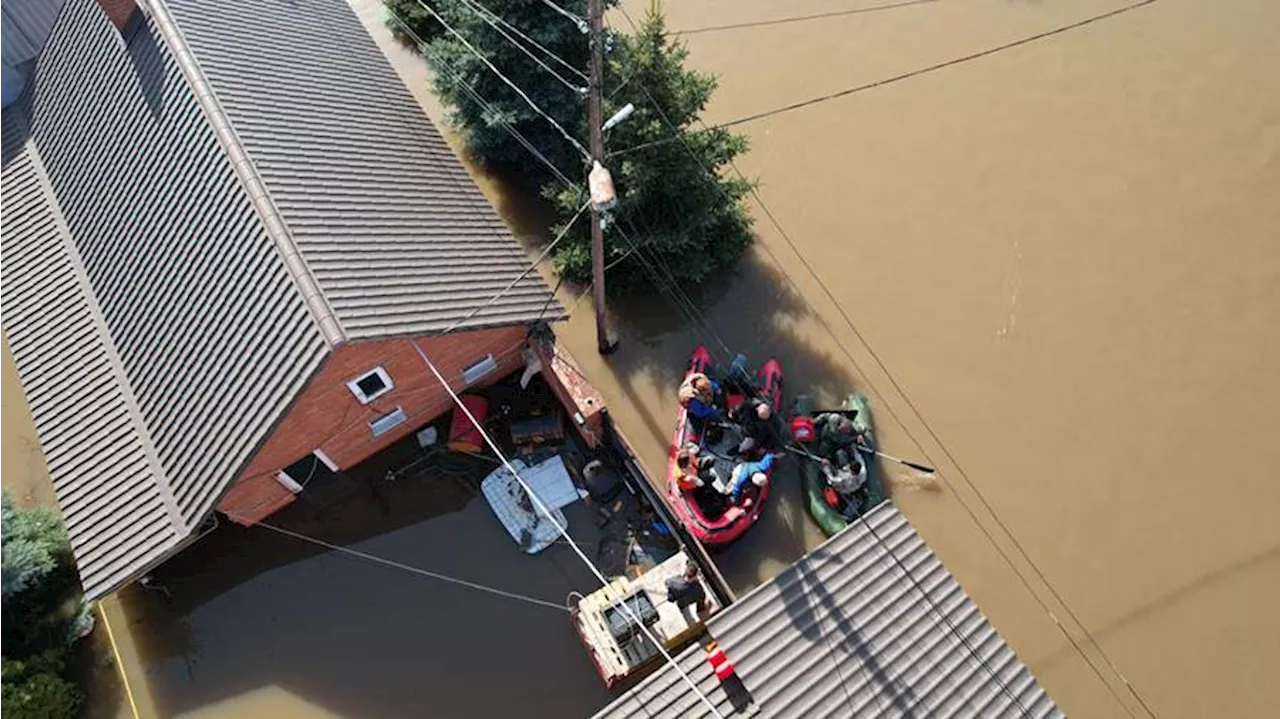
left=386, top=3, right=753, bottom=294
left=548, top=11, right=753, bottom=289
left=1, top=494, right=84, bottom=718
left=387, top=0, right=592, bottom=188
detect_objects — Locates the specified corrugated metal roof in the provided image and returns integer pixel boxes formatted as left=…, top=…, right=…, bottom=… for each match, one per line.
left=1, top=0, right=562, bottom=601
left=1, top=0, right=63, bottom=69
left=1, top=128, right=182, bottom=602
left=595, top=503, right=1064, bottom=719
left=2, top=0, right=329, bottom=599
left=165, top=0, right=563, bottom=337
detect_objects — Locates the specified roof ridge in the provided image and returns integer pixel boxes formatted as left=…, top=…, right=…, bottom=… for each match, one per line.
left=22, top=139, right=189, bottom=537
left=145, top=0, right=346, bottom=346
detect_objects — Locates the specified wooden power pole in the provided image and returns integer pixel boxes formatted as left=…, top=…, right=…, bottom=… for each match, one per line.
left=587, top=0, right=618, bottom=354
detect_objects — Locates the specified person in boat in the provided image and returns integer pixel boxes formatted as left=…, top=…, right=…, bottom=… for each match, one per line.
left=812, top=411, right=868, bottom=472
left=824, top=457, right=868, bottom=520
left=678, top=372, right=723, bottom=425
left=675, top=443, right=706, bottom=491
left=729, top=396, right=782, bottom=456
left=720, top=452, right=780, bottom=502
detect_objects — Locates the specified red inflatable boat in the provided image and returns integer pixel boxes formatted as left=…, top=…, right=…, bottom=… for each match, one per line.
left=666, top=345, right=783, bottom=546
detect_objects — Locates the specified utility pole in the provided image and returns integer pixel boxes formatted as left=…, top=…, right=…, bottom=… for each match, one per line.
left=587, top=0, right=618, bottom=355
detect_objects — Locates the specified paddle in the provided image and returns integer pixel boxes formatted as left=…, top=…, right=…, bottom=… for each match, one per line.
left=861, top=446, right=935, bottom=475
left=808, top=408, right=937, bottom=475
left=784, top=442, right=936, bottom=475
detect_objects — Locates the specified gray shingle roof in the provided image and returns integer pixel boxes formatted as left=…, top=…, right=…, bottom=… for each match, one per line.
left=1, top=0, right=556, bottom=600
left=166, top=0, right=562, bottom=337
left=594, top=503, right=1063, bottom=719
left=2, top=121, right=182, bottom=600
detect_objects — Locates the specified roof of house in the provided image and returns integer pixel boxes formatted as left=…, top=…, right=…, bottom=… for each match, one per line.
left=166, top=0, right=558, bottom=338
left=594, top=503, right=1064, bottom=719
left=0, top=0, right=559, bottom=600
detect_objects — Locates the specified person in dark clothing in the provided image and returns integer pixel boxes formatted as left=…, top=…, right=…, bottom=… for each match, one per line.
left=665, top=560, right=709, bottom=623
left=812, top=411, right=868, bottom=470
left=729, top=396, right=782, bottom=455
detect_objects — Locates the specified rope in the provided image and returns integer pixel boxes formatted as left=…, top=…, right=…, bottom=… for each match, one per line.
left=412, top=341, right=727, bottom=719
left=252, top=520, right=567, bottom=612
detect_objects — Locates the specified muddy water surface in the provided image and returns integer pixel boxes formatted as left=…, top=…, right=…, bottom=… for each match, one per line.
left=104, top=0, right=1280, bottom=716
left=542, top=0, right=1279, bottom=716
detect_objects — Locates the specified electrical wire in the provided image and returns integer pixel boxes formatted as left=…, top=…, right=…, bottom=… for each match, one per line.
left=452, top=0, right=587, bottom=92
left=437, top=198, right=590, bottom=335
left=539, top=0, right=588, bottom=30
left=412, top=340, right=727, bottom=719
left=457, top=0, right=588, bottom=80
left=392, top=3, right=735, bottom=366
left=674, top=0, right=937, bottom=36
left=611, top=7, right=1067, bottom=715
left=613, top=4, right=1159, bottom=713
left=415, top=0, right=591, bottom=160
left=610, top=0, right=1163, bottom=156
left=251, top=520, right=568, bottom=612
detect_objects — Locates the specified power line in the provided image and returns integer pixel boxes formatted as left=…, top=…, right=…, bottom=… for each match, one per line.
left=252, top=520, right=567, bottom=612
left=453, top=0, right=587, bottom=92
left=383, top=5, right=580, bottom=191
left=392, top=2, right=735, bottom=365
left=674, top=0, right=938, bottom=36
left=458, top=0, right=588, bottom=80
left=415, top=0, right=591, bottom=160
left=614, top=6, right=1146, bottom=715
left=437, top=198, right=590, bottom=335
left=411, top=341, right=727, bottom=719
left=610, top=0, right=1163, bottom=155
left=539, top=0, right=588, bottom=30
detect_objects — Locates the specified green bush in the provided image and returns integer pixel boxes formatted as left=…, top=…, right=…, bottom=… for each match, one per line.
left=2, top=494, right=85, bottom=718
left=1, top=652, right=83, bottom=719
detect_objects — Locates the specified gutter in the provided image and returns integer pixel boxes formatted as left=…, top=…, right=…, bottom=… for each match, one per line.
left=141, top=0, right=346, bottom=346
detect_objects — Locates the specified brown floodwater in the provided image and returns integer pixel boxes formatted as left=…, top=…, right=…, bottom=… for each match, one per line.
left=55, top=0, right=1280, bottom=716
left=542, top=0, right=1279, bottom=716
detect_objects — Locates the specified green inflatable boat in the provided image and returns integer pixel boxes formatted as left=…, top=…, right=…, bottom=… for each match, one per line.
left=792, top=392, right=886, bottom=536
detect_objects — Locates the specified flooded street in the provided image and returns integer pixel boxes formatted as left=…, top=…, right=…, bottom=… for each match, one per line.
left=545, top=0, right=1280, bottom=716
left=80, top=0, right=1279, bottom=716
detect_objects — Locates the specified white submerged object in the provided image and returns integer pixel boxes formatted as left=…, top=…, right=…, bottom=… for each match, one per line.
left=481, top=457, right=574, bottom=554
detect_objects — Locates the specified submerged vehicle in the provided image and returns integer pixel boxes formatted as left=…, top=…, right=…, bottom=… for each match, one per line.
left=665, top=345, right=783, bottom=546
left=793, top=392, right=885, bottom=536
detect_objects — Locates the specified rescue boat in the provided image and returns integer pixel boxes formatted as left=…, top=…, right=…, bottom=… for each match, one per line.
left=665, top=345, right=783, bottom=546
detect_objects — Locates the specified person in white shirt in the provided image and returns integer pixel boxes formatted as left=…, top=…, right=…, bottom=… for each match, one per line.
left=823, top=457, right=868, bottom=520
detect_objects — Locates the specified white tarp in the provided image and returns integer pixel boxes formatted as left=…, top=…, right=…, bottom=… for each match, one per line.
left=481, top=456, right=579, bottom=554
